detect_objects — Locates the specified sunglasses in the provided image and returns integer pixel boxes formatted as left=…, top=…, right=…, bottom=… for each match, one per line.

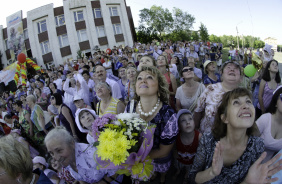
left=182, top=68, right=194, bottom=73
left=51, top=96, right=55, bottom=100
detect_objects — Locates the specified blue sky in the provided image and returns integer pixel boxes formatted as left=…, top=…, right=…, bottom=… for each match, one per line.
left=0, top=0, right=281, bottom=44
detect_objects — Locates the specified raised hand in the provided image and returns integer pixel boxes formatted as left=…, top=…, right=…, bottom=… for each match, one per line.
left=243, top=152, right=282, bottom=184
left=210, top=141, right=224, bottom=177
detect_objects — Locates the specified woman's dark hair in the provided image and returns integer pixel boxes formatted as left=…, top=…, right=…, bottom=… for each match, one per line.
left=212, top=87, right=257, bottom=139
left=49, top=83, right=57, bottom=95
left=53, top=93, right=63, bottom=106
left=266, top=86, right=282, bottom=114
left=174, top=56, right=180, bottom=65
left=14, top=100, right=23, bottom=107
left=4, top=114, right=12, bottom=120
left=89, top=61, right=94, bottom=67
left=262, top=60, right=281, bottom=83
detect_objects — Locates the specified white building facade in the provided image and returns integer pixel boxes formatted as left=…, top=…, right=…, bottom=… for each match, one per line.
left=0, top=0, right=136, bottom=68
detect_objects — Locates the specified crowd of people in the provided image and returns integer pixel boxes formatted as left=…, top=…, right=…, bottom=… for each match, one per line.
left=0, top=40, right=281, bottom=184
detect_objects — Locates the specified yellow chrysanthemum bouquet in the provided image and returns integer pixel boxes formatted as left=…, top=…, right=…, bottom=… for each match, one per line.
left=93, top=113, right=156, bottom=182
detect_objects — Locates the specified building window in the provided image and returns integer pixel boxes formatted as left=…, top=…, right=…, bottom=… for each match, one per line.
left=55, top=15, right=65, bottom=26
left=74, top=11, right=84, bottom=22
left=23, top=29, right=28, bottom=39
left=37, top=20, right=47, bottom=33
left=40, top=40, right=50, bottom=54
left=96, top=26, right=105, bottom=37
left=109, top=7, right=118, bottom=16
left=58, top=34, right=69, bottom=48
left=93, top=8, right=102, bottom=18
left=113, top=24, right=122, bottom=35
left=77, top=29, right=88, bottom=42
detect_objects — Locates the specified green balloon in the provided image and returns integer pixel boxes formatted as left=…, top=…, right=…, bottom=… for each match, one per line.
left=191, top=37, right=193, bottom=39
left=244, top=64, right=257, bottom=77
left=228, top=56, right=231, bottom=60
left=156, top=42, right=160, bottom=46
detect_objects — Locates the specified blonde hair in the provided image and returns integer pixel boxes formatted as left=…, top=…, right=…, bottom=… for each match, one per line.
left=26, top=95, right=36, bottom=103
left=0, top=135, right=33, bottom=181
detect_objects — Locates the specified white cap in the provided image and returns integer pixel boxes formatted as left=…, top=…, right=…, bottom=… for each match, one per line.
left=73, top=95, right=83, bottom=102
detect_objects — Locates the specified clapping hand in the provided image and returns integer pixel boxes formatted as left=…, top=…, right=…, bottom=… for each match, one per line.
left=243, top=152, right=282, bottom=184
left=210, top=141, right=224, bottom=177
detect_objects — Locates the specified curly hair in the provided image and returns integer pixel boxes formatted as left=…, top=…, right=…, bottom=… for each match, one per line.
left=212, top=87, right=257, bottom=139
left=134, top=66, right=169, bottom=104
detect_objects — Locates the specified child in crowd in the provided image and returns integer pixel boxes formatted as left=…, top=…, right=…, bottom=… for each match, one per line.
left=174, top=109, right=202, bottom=183
left=33, top=156, right=60, bottom=184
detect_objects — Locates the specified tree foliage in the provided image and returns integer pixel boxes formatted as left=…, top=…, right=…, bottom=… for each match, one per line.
left=139, top=5, right=173, bottom=37
left=199, top=22, right=209, bottom=41
left=172, top=7, right=195, bottom=32
left=138, top=5, right=195, bottom=40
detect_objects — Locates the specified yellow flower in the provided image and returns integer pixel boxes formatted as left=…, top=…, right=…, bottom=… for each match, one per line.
left=112, top=153, right=128, bottom=165
left=98, top=129, right=116, bottom=142
left=115, top=136, right=131, bottom=154
left=96, top=140, right=115, bottom=160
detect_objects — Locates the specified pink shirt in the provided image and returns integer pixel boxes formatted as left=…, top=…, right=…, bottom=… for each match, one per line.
left=256, top=113, right=282, bottom=162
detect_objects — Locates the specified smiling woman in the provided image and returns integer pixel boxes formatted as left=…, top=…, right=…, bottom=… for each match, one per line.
left=125, top=66, right=178, bottom=183
left=44, top=126, right=122, bottom=183
left=188, top=88, right=282, bottom=184
left=193, top=61, right=242, bottom=134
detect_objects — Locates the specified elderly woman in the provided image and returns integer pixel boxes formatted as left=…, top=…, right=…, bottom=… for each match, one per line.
left=0, top=135, right=53, bottom=183
left=45, top=126, right=122, bottom=184
left=124, top=66, right=137, bottom=103
left=194, top=61, right=242, bottom=134
left=75, top=108, right=98, bottom=144
left=51, top=93, right=85, bottom=142
left=188, top=87, right=282, bottom=184
left=95, top=82, right=125, bottom=117
left=176, top=66, right=205, bottom=113
left=125, top=66, right=178, bottom=184
left=256, top=86, right=282, bottom=162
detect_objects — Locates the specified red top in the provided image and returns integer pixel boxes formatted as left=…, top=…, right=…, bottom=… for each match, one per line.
left=176, top=130, right=200, bottom=165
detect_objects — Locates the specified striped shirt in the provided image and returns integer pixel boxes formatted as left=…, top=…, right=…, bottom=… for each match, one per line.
left=96, top=97, right=120, bottom=117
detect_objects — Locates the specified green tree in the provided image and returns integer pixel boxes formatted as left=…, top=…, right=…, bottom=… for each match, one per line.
left=136, top=25, right=160, bottom=43
left=199, top=22, right=209, bottom=41
left=172, top=7, right=195, bottom=32
left=191, top=31, right=200, bottom=41
left=139, top=5, right=173, bottom=37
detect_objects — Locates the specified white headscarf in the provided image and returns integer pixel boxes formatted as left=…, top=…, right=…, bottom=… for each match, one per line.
left=75, top=108, right=98, bottom=133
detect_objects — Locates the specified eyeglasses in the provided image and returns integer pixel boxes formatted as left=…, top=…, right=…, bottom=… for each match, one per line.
left=0, top=171, right=6, bottom=176
left=182, top=68, right=194, bottom=73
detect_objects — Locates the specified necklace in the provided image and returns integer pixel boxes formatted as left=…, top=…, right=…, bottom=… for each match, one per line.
left=138, top=98, right=160, bottom=117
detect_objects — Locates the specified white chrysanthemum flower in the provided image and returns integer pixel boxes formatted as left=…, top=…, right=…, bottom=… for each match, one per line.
left=116, top=113, right=140, bottom=120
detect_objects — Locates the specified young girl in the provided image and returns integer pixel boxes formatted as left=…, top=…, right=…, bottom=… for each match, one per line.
left=174, top=109, right=202, bottom=183
left=257, top=60, right=281, bottom=119
left=75, top=108, right=98, bottom=144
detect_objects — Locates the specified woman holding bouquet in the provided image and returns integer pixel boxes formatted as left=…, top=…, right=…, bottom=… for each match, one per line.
left=45, top=126, right=123, bottom=184
left=125, top=65, right=178, bottom=184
